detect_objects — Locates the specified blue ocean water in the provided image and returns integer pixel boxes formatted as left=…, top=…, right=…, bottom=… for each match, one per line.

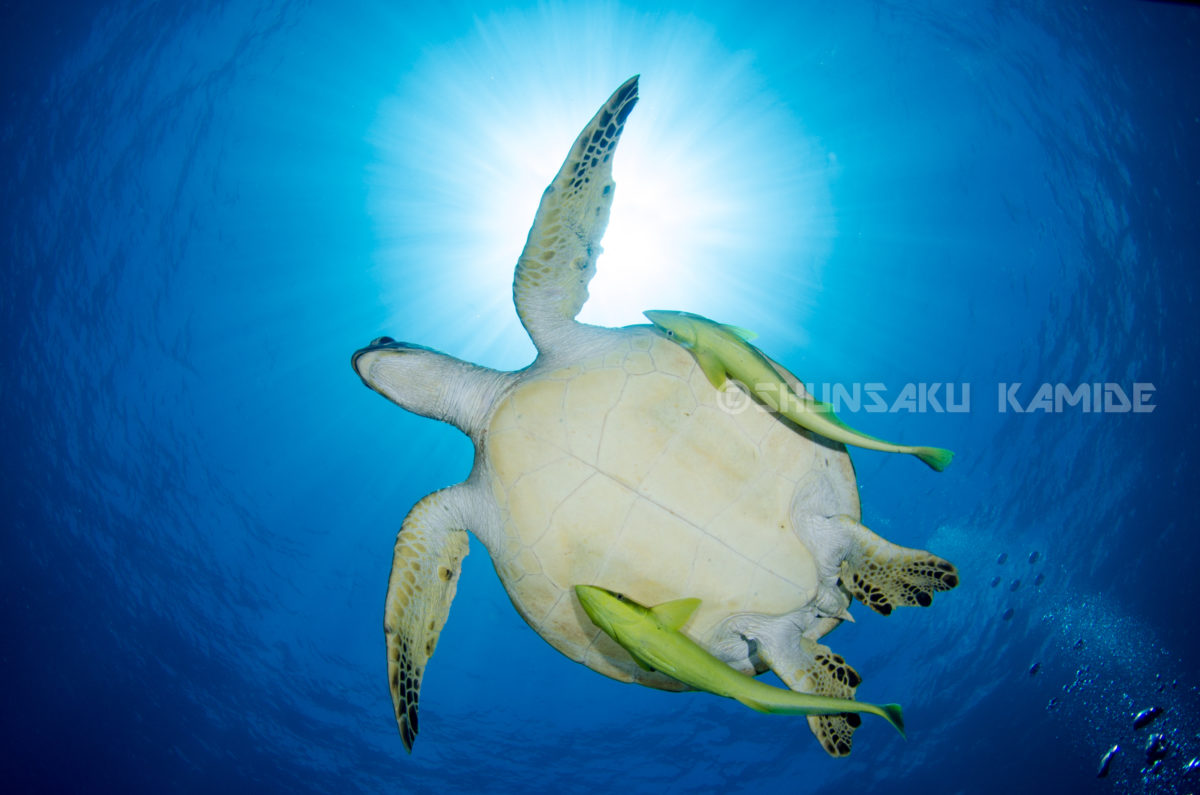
left=3, top=1, right=1198, bottom=792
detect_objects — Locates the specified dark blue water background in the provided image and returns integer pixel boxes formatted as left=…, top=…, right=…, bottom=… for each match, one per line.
left=3, top=1, right=1198, bottom=792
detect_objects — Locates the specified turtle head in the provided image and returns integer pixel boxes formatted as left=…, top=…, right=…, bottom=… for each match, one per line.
left=352, top=336, right=442, bottom=402
left=352, top=336, right=506, bottom=437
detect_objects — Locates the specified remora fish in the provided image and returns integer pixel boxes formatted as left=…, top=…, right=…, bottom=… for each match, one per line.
left=574, top=584, right=905, bottom=736
left=643, top=309, right=954, bottom=472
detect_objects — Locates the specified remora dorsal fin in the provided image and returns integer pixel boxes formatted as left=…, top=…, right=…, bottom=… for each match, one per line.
left=650, top=597, right=701, bottom=631
left=720, top=323, right=758, bottom=342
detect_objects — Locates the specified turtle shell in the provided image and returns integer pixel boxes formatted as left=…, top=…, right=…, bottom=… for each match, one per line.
left=485, top=328, right=860, bottom=686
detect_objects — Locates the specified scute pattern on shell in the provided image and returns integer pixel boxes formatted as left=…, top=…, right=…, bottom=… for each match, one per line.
left=485, top=331, right=859, bottom=685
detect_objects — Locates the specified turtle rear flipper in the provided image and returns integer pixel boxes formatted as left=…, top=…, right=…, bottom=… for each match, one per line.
left=756, top=630, right=864, bottom=757
left=837, top=517, right=959, bottom=616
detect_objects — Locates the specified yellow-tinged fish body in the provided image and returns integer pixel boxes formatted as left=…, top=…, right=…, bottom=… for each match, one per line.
left=642, top=309, right=954, bottom=471
left=574, top=585, right=905, bottom=735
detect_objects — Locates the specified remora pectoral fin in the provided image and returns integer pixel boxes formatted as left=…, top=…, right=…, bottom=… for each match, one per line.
left=631, top=657, right=656, bottom=673
left=650, top=597, right=701, bottom=631
left=695, top=351, right=728, bottom=389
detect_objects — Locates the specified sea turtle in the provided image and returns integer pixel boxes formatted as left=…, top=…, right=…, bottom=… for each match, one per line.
left=352, top=76, right=958, bottom=757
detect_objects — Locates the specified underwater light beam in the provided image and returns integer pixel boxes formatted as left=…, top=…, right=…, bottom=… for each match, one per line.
left=367, top=6, right=834, bottom=366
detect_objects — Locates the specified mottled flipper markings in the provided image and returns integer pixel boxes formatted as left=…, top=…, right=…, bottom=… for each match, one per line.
left=514, top=76, right=639, bottom=350
left=385, top=489, right=470, bottom=752
left=838, top=517, right=959, bottom=616
left=761, top=634, right=864, bottom=757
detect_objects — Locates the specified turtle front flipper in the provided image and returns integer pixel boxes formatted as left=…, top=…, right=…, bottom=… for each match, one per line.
left=836, top=516, right=959, bottom=616
left=514, top=76, right=639, bottom=353
left=756, top=632, right=865, bottom=757
left=385, top=488, right=471, bottom=752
